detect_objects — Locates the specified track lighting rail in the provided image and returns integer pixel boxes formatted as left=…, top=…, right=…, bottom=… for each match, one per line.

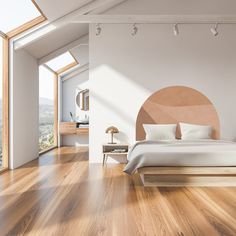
left=71, top=15, right=236, bottom=24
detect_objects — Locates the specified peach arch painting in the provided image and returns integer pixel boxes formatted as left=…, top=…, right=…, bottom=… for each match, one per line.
left=136, top=86, right=220, bottom=140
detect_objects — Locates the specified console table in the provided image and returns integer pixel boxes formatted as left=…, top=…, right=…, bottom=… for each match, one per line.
left=59, top=122, right=89, bottom=135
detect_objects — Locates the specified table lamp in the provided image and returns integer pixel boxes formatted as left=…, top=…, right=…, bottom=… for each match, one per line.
left=105, top=126, right=119, bottom=144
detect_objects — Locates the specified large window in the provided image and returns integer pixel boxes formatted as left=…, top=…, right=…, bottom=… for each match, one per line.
left=39, top=66, right=56, bottom=152
left=0, top=1, right=46, bottom=169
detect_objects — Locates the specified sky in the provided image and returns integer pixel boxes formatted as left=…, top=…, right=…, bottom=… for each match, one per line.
left=0, top=0, right=40, bottom=33
left=0, top=0, right=41, bottom=100
left=46, top=52, right=75, bottom=71
left=39, top=65, right=54, bottom=100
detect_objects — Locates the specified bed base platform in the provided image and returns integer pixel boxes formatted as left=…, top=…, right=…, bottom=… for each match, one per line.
left=137, top=167, right=236, bottom=187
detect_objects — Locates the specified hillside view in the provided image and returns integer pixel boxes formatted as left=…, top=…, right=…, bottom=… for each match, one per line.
left=39, top=97, right=54, bottom=152
left=0, top=97, right=54, bottom=161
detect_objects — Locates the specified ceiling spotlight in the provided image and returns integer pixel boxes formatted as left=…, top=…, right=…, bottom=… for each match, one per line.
left=173, top=24, right=179, bottom=36
left=211, top=23, right=219, bottom=36
left=96, top=23, right=101, bottom=36
left=131, top=23, right=138, bottom=36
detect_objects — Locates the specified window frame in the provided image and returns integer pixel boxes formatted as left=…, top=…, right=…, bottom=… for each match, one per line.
left=56, top=61, right=78, bottom=74
left=38, top=68, right=58, bottom=154
left=0, top=34, right=9, bottom=172
left=40, top=50, right=78, bottom=154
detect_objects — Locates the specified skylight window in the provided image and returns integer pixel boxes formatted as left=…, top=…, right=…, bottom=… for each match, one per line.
left=45, top=52, right=77, bottom=72
left=0, top=0, right=41, bottom=33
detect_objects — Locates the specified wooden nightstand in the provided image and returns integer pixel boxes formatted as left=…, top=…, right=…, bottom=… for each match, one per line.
left=102, top=143, right=129, bottom=166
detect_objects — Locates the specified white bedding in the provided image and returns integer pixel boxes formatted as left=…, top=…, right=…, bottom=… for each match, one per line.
left=123, top=140, right=236, bottom=175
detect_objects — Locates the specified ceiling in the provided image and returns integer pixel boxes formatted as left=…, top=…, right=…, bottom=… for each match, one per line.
left=35, top=0, right=236, bottom=20
left=23, top=0, right=125, bottom=60
left=35, top=0, right=94, bottom=21
left=22, top=0, right=236, bottom=63
left=25, top=23, right=88, bottom=59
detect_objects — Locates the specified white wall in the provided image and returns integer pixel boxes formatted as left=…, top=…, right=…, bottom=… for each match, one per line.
left=10, top=48, right=39, bottom=169
left=89, top=23, right=236, bottom=163
left=61, top=69, right=89, bottom=146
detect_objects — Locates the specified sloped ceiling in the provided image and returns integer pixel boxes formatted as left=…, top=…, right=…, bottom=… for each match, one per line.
left=35, top=0, right=236, bottom=20
left=25, top=23, right=88, bottom=59
left=35, top=0, right=94, bottom=21
left=23, top=0, right=126, bottom=59
left=23, top=0, right=236, bottom=61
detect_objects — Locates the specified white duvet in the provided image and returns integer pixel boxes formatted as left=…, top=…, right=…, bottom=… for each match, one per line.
left=123, top=140, right=236, bottom=175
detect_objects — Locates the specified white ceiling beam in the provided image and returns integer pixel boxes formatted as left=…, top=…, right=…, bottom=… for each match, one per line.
left=14, top=0, right=125, bottom=50
left=70, top=14, right=236, bottom=24
left=61, top=63, right=89, bottom=82
left=38, top=34, right=88, bottom=65
left=88, top=0, right=127, bottom=14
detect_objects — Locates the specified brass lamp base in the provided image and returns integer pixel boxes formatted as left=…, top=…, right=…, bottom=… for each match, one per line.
left=109, top=133, right=115, bottom=144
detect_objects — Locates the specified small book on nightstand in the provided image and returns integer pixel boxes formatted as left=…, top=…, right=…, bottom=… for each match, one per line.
left=111, top=148, right=127, bottom=153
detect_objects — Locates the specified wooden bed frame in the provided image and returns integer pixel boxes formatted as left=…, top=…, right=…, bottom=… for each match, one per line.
left=138, top=167, right=236, bottom=186
left=135, top=86, right=236, bottom=186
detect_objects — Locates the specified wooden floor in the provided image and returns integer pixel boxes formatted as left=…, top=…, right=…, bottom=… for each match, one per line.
left=0, top=147, right=236, bottom=236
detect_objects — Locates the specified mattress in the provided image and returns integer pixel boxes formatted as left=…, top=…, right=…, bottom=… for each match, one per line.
left=123, top=140, right=236, bottom=175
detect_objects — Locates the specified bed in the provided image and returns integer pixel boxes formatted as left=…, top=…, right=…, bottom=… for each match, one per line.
left=123, top=86, right=236, bottom=186
left=124, top=140, right=236, bottom=186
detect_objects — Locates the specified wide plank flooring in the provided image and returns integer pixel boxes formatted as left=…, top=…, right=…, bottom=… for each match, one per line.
left=0, top=147, right=236, bottom=236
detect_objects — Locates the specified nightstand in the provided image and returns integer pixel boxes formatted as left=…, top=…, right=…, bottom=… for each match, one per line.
left=102, top=143, right=129, bottom=166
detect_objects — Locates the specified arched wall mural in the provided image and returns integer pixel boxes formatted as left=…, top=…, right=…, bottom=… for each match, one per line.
left=136, top=86, right=220, bottom=140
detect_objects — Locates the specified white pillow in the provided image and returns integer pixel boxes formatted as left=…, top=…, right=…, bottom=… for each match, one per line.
left=180, top=122, right=212, bottom=140
left=143, top=124, right=177, bottom=140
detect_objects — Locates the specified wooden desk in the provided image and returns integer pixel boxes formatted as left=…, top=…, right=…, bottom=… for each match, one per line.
left=59, top=122, right=89, bottom=135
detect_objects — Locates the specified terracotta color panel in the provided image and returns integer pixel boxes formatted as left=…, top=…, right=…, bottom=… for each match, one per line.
left=136, top=86, right=220, bottom=140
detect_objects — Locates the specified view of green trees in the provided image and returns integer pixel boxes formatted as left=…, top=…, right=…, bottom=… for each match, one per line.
left=39, top=97, right=54, bottom=152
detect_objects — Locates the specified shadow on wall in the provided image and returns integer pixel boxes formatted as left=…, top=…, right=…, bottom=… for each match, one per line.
left=116, top=131, right=129, bottom=143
